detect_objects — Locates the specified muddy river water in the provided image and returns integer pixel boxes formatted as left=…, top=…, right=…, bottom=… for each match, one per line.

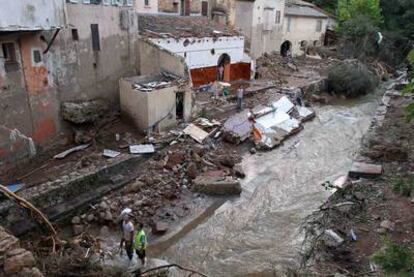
left=159, top=95, right=380, bottom=276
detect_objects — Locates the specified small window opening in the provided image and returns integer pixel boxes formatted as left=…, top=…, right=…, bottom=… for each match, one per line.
left=145, top=0, right=149, bottom=6
left=211, top=49, right=215, bottom=55
left=72, top=29, right=79, bottom=41
left=2, top=43, right=19, bottom=72
left=176, top=91, right=184, bottom=119
left=183, top=39, right=190, bottom=47
left=91, top=24, right=101, bottom=51
left=32, top=49, right=42, bottom=65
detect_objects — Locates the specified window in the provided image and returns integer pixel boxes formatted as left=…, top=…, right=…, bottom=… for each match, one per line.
left=2, top=42, right=19, bottom=72
left=71, top=29, right=79, bottom=41
left=275, top=10, right=281, bottom=24
left=287, top=16, right=292, bottom=32
left=91, top=24, right=101, bottom=51
left=2, top=43, right=16, bottom=63
left=32, top=48, right=43, bottom=66
left=263, top=8, right=274, bottom=31
left=83, top=0, right=90, bottom=3
left=103, top=0, right=110, bottom=5
left=316, top=19, right=322, bottom=32
left=144, top=0, right=149, bottom=6
left=202, top=1, right=208, bottom=16
left=126, top=0, right=133, bottom=6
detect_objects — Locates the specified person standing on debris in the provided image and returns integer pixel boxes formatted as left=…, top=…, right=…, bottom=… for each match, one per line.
left=237, top=87, right=244, bottom=111
left=295, top=89, right=303, bottom=107
left=120, top=212, right=135, bottom=261
left=134, top=222, right=148, bottom=266
left=218, top=64, right=224, bottom=81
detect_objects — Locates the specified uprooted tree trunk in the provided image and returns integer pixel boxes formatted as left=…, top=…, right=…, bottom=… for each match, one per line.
left=0, top=185, right=57, bottom=237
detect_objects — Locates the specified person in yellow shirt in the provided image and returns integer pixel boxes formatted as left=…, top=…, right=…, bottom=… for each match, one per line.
left=134, top=222, right=147, bottom=266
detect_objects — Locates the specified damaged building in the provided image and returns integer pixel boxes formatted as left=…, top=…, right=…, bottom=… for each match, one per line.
left=158, top=0, right=208, bottom=16
left=208, top=0, right=330, bottom=58
left=0, top=0, right=66, bottom=165
left=0, top=0, right=138, bottom=166
left=138, top=14, right=251, bottom=87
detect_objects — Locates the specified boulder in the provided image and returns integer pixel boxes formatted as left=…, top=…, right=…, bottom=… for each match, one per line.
left=218, top=155, right=236, bottom=168
left=233, top=164, right=245, bottom=178
left=165, top=152, right=186, bottom=169
left=187, top=162, right=198, bottom=180
left=86, top=214, right=95, bottom=222
left=126, top=181, right=145, bottom=193
left=61, top=99, right=109, bottom=124
left=99, top=226, right=110, bottom=237
left=74, top=129, right=93, bottom=144
left=0, top=228, right=20, bottom=255
left=152, top=222, right=169, bottom=235
left=71, top=216, right=81, bottom=225
left=380, top=220, right=395, bottom=231
left=193, top=176, right=242, bottom=196
left=349, top=162, right=383, bottom=178
left=72, top=224, right=84, bottom=235
left=4, top=248, right=35, bottom=275
left=20, top=267, right=44, bottom=277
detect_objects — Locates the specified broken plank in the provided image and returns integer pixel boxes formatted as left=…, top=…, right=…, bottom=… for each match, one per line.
left=129, top=144, right=155, bottom=154
left=53, top=144, right=90, bottom=159
left=183, top=124, right=209, bottom=144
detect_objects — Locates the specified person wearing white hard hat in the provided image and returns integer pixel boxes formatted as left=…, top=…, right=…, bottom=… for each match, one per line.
left=119, top=208, right=134, bottom=261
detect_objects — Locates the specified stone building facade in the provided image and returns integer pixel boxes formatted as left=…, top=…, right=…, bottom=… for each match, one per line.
left=0, top=0, right=138, bottom=167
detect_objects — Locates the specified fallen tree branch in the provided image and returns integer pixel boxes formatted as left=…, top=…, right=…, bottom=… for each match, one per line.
left=0, top=184, right=57, bottom=236
left=133, top=263, right=209, bottom=277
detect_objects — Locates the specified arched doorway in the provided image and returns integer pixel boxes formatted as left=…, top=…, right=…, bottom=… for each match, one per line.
left=280, top=40, right=292, bottom=57
left=217, top=53, right=231, bottom=81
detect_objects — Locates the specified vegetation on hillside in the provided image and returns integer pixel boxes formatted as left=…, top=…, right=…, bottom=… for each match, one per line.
left=372, top=239, right=414, bottom=276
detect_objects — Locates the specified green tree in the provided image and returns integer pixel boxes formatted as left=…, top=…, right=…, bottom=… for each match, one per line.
left=405, top=49, right=414, bottom=122
left=338, top=0, right=383, bottom=26
left=308, top=0, right=337, bottom=14
left=381, top=0, right=414, bottom=39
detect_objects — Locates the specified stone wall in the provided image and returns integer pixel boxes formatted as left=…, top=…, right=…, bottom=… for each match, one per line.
left=0, top=226, right=43, bottom=276
left=0, top=32, right=60, bottom=167
left=0, top=3, right=139, bottom=168
left=158, top=0, right=202, bottom=14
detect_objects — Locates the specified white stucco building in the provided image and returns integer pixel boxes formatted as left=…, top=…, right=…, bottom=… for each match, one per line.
left=209, top=0, right=330, bottom=58
left=138, top=14, right=251, bottom=87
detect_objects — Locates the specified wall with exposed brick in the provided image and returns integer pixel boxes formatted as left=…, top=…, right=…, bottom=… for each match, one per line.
left=0, top=3, right=139, bottom=168
left=0, top=32, right=60, bottom=167
left=51, top=4, right=138, bottom=106
left=159, top=0, right=202, bottom=14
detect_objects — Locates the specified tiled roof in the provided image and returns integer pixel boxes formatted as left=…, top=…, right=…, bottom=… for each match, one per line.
left=285, top=0, right=328, bottom=18
left=138, top=14, right=241, bottom=38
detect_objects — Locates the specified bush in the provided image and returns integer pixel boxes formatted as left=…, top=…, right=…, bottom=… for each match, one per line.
left=372, top=240, right=414, bottom=275
left=327, top=60, right=378, bottom=97
left=393, top=176, right=414, bottom=197
left=337, top=15, right=379, bottom=60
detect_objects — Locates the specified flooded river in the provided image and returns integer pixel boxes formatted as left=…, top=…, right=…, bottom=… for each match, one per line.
left=160, top=96, right=380, bottom=276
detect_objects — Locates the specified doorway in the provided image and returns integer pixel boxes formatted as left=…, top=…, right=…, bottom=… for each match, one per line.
left=280, top=40, right=292, bottom=57
left=176, top=91, right=184, bottom=119
left=217, top=53, right=231, bottom=82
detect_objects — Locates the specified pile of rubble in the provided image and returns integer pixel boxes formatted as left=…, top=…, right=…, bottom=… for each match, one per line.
left=132, top=71, right=187, bottom=92
left=0, top=226, right=43, bottom=277
left=222, top=93, right=315, bottom=149
left=71, top=121, right=245, bottom=236
left=256, top=52, right=298, bottom=80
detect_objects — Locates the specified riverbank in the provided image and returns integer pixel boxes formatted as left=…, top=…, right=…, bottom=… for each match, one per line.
left=302, top=75, right=414, bottom=275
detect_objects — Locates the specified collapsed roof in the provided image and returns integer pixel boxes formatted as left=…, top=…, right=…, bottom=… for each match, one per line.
left=138, top=14, right=242, bottom=39
left=285, top=0, right=329, bottom=18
